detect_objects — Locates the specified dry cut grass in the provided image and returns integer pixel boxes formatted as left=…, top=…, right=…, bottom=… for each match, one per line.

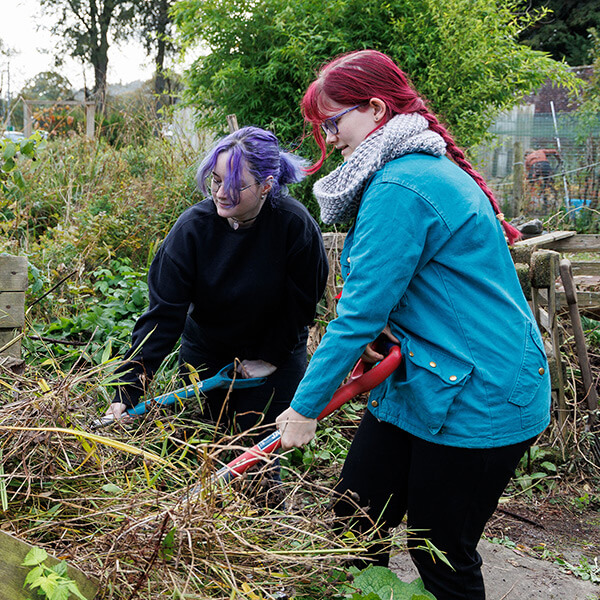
left=0, top=358, right=380, bottom=600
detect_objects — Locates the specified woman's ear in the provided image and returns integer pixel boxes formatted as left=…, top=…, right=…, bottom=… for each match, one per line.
left=262, top=175, right=274, bottom=195
left=369, top=98, right=387, bottom=123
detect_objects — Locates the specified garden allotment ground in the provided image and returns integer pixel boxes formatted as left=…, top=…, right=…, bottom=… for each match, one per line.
left=1, top=125, right=599, bottom=599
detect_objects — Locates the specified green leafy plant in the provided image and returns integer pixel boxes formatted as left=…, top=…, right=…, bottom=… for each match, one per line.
left=22, top=547, right=87, bottom=600
left=510, top=445, right=559, bottom=498
left=339, top=565, right=436, bottom=599
left=0, top=133, right=41, bottom=197
left=25, top=258, right=149, bottom=367
left=490, top=537, right=600, bottom=583
left=581, top=316, right=600, bottom=350
left=553, top=555, right=600, bottom=583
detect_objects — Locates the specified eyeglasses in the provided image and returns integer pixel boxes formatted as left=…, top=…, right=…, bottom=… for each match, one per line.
left=320, top=105, right=362, bottom=135
left=210, top=176, right=255, bottom=194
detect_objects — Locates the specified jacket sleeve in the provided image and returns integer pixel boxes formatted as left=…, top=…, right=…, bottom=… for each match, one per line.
left=257, top=216, right=329, bottom=366
left=113, top=241, right=194, bottom=407
left=290, top=178, right=450, bottom=418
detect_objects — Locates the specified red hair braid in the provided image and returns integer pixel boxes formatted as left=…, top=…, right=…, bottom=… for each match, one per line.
left=418, top=110, right=521, bottom=244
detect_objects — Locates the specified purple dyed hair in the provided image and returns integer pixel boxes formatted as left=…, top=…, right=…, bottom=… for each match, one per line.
left=196, top=126, right=307, bottom=206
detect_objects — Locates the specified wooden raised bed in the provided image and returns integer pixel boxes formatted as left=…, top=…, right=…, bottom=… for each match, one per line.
left=0, top=530, right=98, bottom=600
left=0, top=255, right=27, bottom=360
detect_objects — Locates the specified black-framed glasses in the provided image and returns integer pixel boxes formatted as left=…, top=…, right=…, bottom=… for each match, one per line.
left=320, top=105, right=362, bottom=135
left=210, top=176, right=255, bottom=194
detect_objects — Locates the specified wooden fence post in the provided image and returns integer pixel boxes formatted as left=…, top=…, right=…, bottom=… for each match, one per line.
left=22, top=100, right=32, bottom=137
left=513, top=141, right=524, bottom=215
left=85, top=102, right=96, bottom=139
left=511, top=246, right=567, bottom=442
left=0, top=255, right=27, bottom=360
left=226, top=114, right=239, bottom=133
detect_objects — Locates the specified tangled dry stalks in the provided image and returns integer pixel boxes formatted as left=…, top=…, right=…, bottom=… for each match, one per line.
left=0, top=361, right=374, bottom=599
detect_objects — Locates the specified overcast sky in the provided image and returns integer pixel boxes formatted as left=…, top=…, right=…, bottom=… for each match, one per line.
left=1, top=0, right=156, bottom=95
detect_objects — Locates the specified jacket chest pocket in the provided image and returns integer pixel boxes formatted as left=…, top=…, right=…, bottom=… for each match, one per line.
left=400, top=337, right=474, bottom=434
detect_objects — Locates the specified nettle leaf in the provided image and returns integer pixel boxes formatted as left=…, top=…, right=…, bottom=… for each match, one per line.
left=39, top=575, right=58, bottom=597
left=161, top=527, right=177, bottom=560
left=101, top=483, right=123, bottom=494
left=51, top=560, right=69, bottom=576
left=22, top=546, right=49, bottom=566
left=348, top=566, right=436, bottom=600
left=12, top=170, right=26, bottom=190
left=67, top=581, right=89, bottom=600
left=50, top=583, right=71, bottom=600
left=20, top=140, right=36, bottom=156
left=23, top=565, right=44, bottom=586
left=3, top=142, right=17, bottom=160
left=2, top=157, right=15, bottom=172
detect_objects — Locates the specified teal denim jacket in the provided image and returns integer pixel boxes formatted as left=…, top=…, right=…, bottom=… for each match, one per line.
left=291, top=153, right=550, bottom=448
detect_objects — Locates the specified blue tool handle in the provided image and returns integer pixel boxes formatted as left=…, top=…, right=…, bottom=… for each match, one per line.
left=126, top=385, right=199, bottom=416
left=126, top=362, right=266, bottom=417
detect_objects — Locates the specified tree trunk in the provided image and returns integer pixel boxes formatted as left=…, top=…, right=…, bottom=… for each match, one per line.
left=153, top=0, right=170, bottom=112
left=91, top=0, right=116, bottom=114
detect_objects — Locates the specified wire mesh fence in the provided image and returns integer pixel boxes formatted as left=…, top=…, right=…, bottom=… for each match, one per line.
left=473, top=104, right=600, bottom=221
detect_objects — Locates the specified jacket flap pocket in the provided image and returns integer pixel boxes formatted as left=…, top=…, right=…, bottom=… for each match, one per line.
left=405, top=337, right=473, bottom=386
left=403, top=338, right=474, bottom=434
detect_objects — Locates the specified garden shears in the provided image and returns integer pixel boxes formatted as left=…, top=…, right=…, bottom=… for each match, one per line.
left=91, top=362, right=267, bottom=429
left=183, top=343, right=402, bottom=499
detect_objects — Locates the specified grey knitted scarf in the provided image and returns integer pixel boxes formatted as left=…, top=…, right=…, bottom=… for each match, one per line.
left=314, top=113, right=447, bottom=225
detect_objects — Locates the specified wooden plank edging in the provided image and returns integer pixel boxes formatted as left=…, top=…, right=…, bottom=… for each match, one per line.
left=0, top=530, right=98, bottom=600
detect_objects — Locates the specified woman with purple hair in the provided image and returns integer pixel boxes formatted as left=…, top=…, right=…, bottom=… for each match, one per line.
left=106, top=126, right=328, bottom=447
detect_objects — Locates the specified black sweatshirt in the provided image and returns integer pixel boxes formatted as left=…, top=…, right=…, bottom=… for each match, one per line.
left=114, top=194, right=328, bottom=407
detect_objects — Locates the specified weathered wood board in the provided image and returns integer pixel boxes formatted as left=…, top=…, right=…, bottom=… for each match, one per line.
left=546, top=233, right=600, bottom=253
left=0, top=292, right=26, bottom=328
left=0, top=255, right=27, bottom=358
left=513, top=230, right=576, bottom=248
left=0, top=256, right=27, bottom=291
left=0, top=530, right=99, bottom=600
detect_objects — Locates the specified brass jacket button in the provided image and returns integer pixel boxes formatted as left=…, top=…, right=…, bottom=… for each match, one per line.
left=429, top=361, right=437, bottom=368
left=539, top=367, right=545, bottom=375
left=409, top=351, right=414, bottom=357
left=449, top=375, right=457, bottom=382
left=371, top=400, right=379, bottom=408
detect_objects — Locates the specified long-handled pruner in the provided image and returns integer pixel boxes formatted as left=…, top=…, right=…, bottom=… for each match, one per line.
left=183, top=344, right=402, bottom=500
left=91, top=362, right=267, bottom=429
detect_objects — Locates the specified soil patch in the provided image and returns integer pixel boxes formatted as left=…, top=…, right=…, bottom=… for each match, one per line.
left=389, top=495, right=600, bottom=600
left=486, top=497, right=600, bottom=564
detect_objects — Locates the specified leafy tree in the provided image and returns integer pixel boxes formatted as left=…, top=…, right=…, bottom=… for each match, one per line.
left=38, top=0, right=140, bottom=111
left=173, top=0, right=577, bottom=153
left=519, top=0, right=600, bottom=66
left=20, top=71, right=74, bottom=102
left=136, top=0, right=179, bottom=105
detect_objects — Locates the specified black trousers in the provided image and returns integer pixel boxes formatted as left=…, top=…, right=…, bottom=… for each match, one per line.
left=333, top=410, right=533, bottom=600
left=178, top=317, right=307, bottom=441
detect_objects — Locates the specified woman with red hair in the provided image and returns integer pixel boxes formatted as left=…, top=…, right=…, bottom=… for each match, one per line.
left=276, top=50, right=550, bottom=600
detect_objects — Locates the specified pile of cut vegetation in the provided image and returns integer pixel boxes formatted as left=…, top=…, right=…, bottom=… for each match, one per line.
left=0, top=360, right=372, bottom=599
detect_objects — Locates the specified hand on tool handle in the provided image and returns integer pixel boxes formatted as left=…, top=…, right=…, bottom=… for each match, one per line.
left=93, top=362, right=267, bottom=429
left=277, top=334, right=401, bottom=450
left=236, top=359, right=277, bottom=379
left=275, top=407, right=317, bottom=450
left=360, top=325, right=400, bottom=364
left=216, top=342, right=401, bottom=481
left=183, top=342, right=402, bottom=497
left=104, top=402, right=130, bottom=421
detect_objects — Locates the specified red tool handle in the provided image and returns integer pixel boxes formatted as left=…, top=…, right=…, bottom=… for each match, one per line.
left=212, top=345, right=402, bottom=483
